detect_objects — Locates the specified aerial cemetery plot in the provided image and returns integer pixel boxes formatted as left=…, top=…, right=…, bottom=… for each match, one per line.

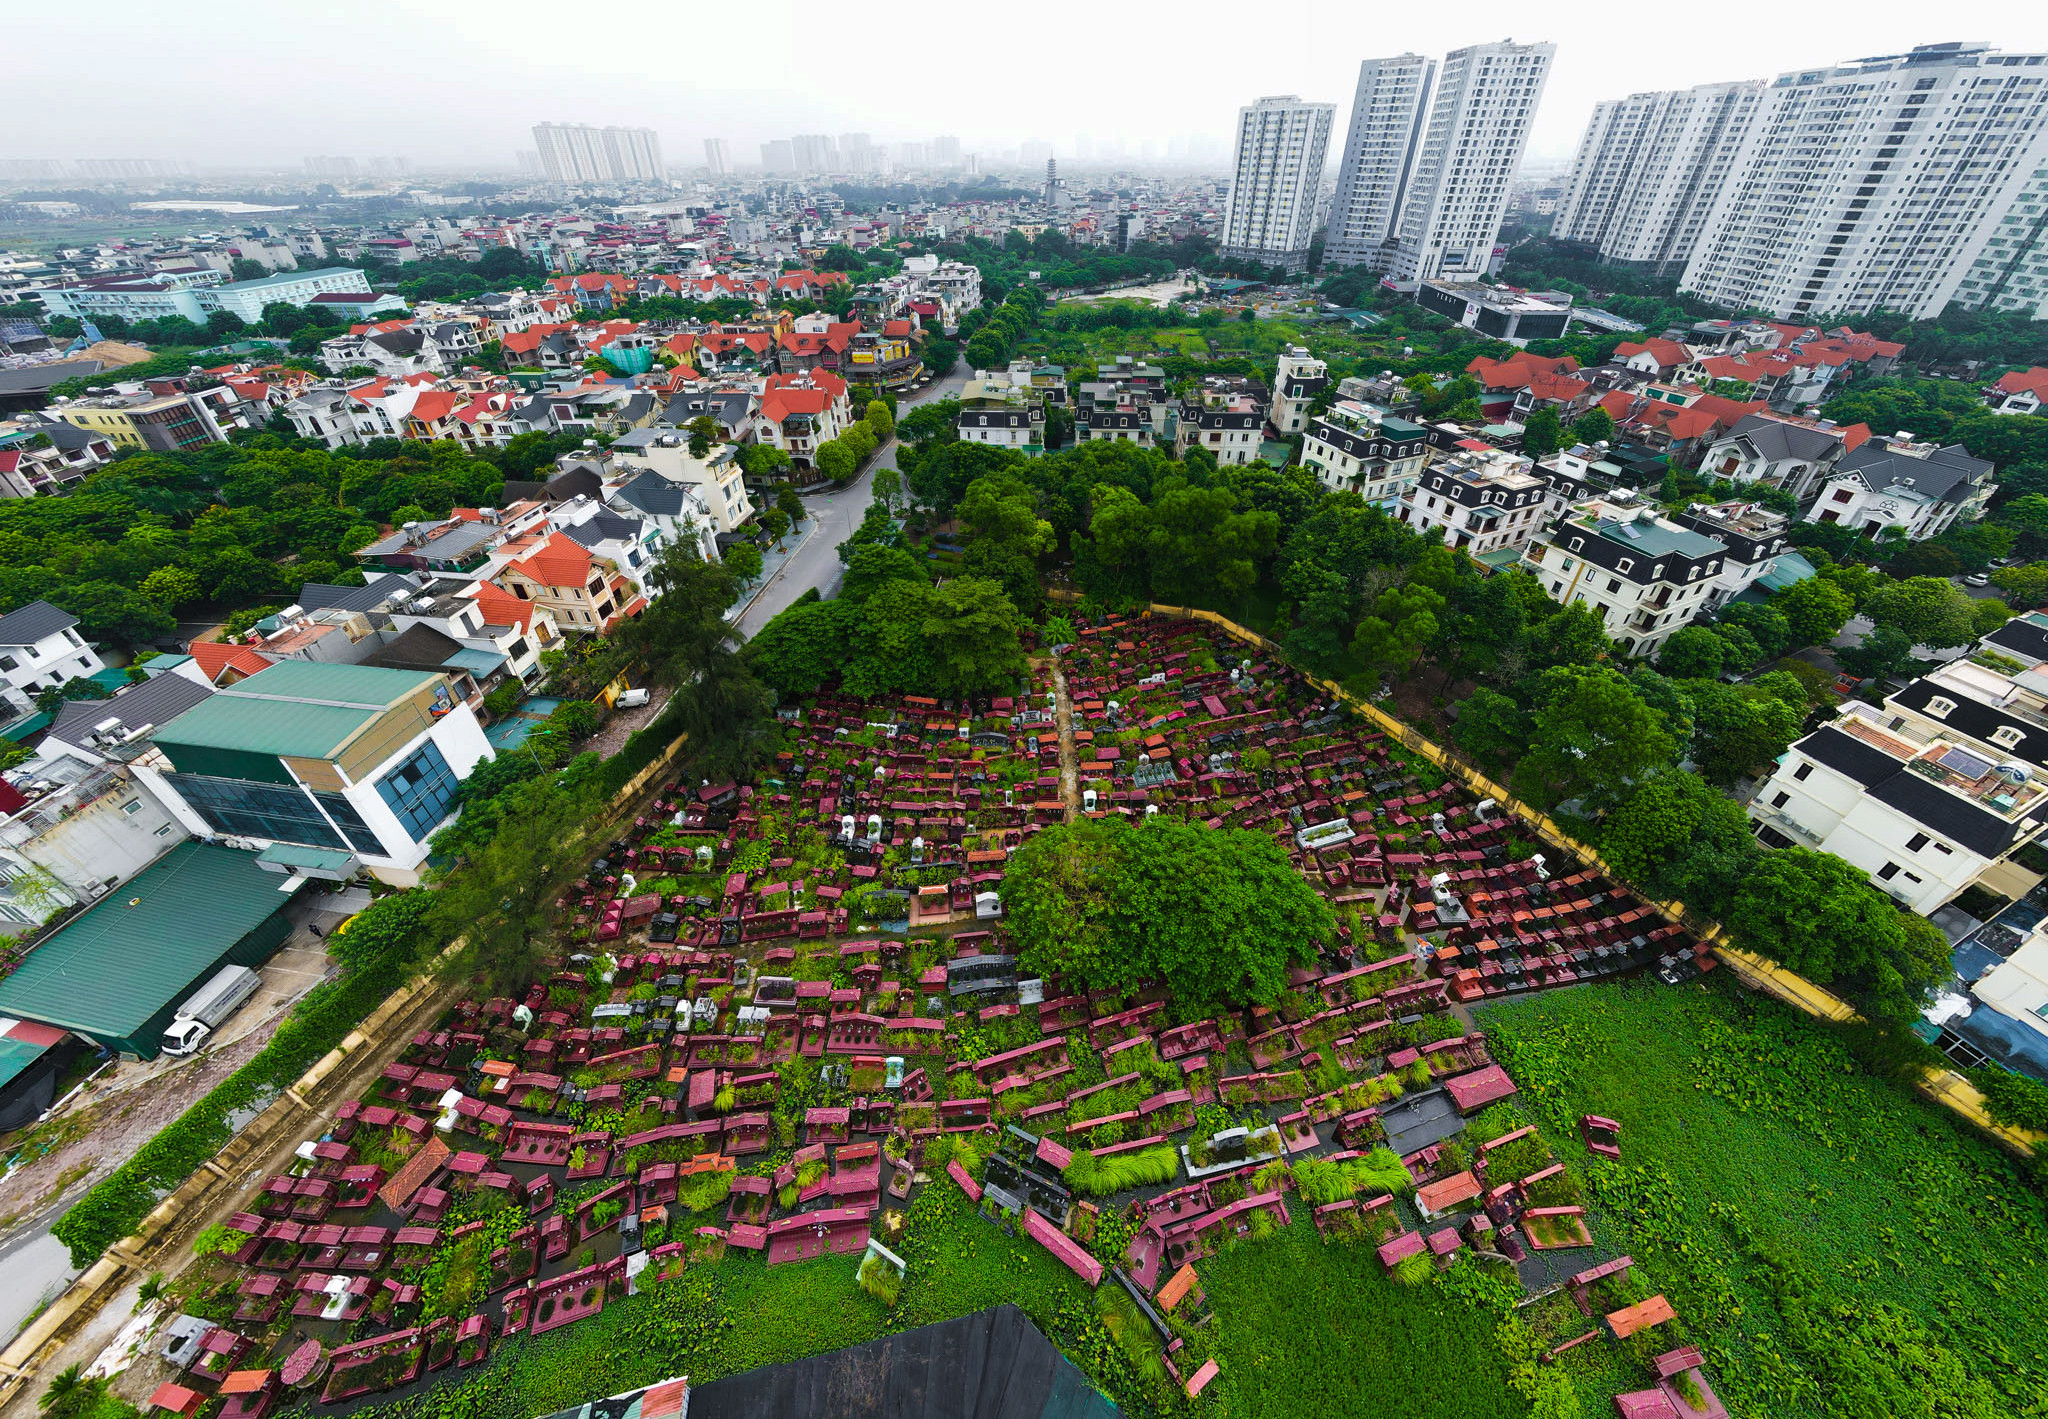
left=141, top=616, right=1773, bottom=1418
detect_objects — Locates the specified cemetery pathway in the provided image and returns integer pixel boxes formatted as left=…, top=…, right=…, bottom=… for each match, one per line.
left=1049, top=655, right=1081, bottom=820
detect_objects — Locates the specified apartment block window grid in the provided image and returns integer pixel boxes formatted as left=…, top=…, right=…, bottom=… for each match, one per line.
left=377, top=741, right=460, bottom=842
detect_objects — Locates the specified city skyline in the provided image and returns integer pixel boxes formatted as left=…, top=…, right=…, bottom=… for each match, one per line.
left=10, top=1, right=2048, bottom=170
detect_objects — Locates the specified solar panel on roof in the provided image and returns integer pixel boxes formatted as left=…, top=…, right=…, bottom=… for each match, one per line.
left=1938, top=746, right=1995, bottom=780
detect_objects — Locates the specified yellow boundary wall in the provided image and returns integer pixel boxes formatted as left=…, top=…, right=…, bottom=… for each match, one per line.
left=1068, top=596, right=2044, bottom=1158
left=0, top=725, right=696, bottom=1408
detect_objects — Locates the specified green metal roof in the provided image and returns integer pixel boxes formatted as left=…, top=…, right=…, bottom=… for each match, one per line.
left=0, top=842, right=295, bottom=1041
left=153, top=661, right=439, bottom=760
left=0, top=1035, right=51, bottom=1093
left=256, top=843, right=356, bottom=873
left=1757, top=551, right=1818, bottom=593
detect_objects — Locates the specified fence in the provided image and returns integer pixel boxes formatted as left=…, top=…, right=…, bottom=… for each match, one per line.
left=0, top=723, right=697, bottom=1411
left=1075, top=597, right=2043, bottom=1158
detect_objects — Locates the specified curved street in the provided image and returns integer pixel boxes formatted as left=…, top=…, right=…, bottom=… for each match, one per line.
left=733, top=365, right=969, bottom=638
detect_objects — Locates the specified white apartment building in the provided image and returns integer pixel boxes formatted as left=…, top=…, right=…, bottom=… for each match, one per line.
left=1518, top=494, right=1730, bottom=658
left=1806, top=439, right=1997, bottom=541
left=1300, top=400, right=1431, bottom=510
left=1386, top=40, right=1555, bottom=282
left=0, top=602, right=105, bottom=722
left=1954, top=158, right=2048, bottom=317
left=1553, top=81, right=1765, bottom=277
left=605, top=431, right=756, bottom=536
left=533, top=123, right=665, bottom=184
left=1175, top=387, right=1265, bottom=466
left=1219, top=96, right=1336, bottom=273
left=1324, top=55, right=1437, bottom=270
left=1751, top=656, right=2048, bottom=913
left=1670, top=500, right=1794, bottom=608
left=1399, top=444, right=1560, bottom=563
left=704, top=139, right=732, bottom=175
left=1270, top=347, right=1329, bottom=437
left=1682, top=44, right=2048, bottom=321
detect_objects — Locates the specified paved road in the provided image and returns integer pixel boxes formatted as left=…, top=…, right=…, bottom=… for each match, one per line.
left=732, top=368, right=970, bottom=638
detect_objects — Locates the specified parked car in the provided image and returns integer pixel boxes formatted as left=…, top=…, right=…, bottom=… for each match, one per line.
left=1965, top=573, right=1993, bottom=587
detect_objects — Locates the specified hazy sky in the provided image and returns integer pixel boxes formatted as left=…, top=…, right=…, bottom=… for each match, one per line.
left=14, top=2, right=2048, bottom=172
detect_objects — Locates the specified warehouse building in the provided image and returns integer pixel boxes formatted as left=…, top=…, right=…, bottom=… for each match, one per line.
left=0, top=841, right=302, bottom=1058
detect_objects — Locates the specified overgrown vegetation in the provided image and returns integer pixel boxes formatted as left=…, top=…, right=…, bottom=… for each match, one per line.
left=1480, top=980, right=2048, bottom=1418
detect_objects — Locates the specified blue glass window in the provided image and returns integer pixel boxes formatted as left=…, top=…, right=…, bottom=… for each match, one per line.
left=315, top=793, right=385, bottom=855
left=164, top=773, right=347, bottom=850
left=376, top=741, right=460, bottom=842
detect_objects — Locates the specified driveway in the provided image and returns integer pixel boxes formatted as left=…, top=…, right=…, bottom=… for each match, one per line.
left=732, top=368, right=971, bottom=638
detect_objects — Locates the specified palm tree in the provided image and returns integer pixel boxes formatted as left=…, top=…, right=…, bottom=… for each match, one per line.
left=40, top=1365, right=100, bottom=1419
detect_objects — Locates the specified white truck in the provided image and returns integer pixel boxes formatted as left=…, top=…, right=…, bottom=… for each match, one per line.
left=159, top=965, right=261, bottom=1057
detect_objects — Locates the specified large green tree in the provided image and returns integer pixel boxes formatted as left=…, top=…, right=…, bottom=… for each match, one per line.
left=1723, top=847, right=1948, bottom=1019
left=1862, top=576, right=1980, bottom=648
left=1599, top=771, right=1754, bottom=903
left=999, top=816, right=1333, bottom=1007
left=1772, top=575, right=1856, bottom=648
left=621, top=544, right=778, bottom=782
left=1513, top=665, right=1678, bottom=812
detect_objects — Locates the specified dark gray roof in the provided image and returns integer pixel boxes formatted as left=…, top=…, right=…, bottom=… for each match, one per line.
left=661, top=389, right=752, bottom=431
left=365, top=623, right=466, bottom=671
left=297, top=572, right=417, bottom=614
left=1985, top=616, right=2048, bottom=665
left=612, top=470, right=690, bottom=517
left=1834, top=442, right=1993, bottom=504
left=36, top=420, right=101, bottom=452
left=1866, top=772, right=2021, bottom=857
left=499, top=479, right=546, bottom=503
left=1892, top=678, right=2048, bottom=768
left=564, top=512, right=642, bottom=548
left=368, top=329, right=424, bottom=356
left=1796, top=725, right=1898, bottom=787
left=1798, top=719, right=2029, bottom=856
left=686, top=1305, right=1119, bottom=1419
left=0, top=600, right=79, bottom=648
left=1719, top=413, right=1843, bottom=463
left=546, top=466, right=604, bottom=503
left=46, top=673, right=213, bottom=751
left=0, top=361, right=103, bottom=395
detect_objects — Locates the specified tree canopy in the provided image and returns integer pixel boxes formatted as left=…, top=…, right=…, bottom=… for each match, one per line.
left=999, top=816, right=1334, bottom=1008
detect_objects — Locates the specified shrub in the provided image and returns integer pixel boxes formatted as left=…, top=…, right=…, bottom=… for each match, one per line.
left=1062, top=1144, right=1182, bottom=1197
left=1393, top=1251, right=1435, bottom=1286
left=1971, top=1068, right=2048, bottom=1135
left=677, top=1170, right=733, bottom=1214
left=856, top=1253, right=901, bottom=1308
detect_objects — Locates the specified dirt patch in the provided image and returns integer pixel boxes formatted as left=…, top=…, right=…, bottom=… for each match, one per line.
left=585, top=688, right=673, bottom=758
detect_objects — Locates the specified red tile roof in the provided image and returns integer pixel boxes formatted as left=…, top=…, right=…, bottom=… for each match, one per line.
left=188, top=640, right=275, bottom=684
left=1994, top=367, right=2048, bottom=398
left=508, top=532, right=596, bottom=589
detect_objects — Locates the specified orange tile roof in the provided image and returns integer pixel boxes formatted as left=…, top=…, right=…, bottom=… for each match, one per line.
left=188, top=640, right=275, bottom=684
left=378, top=1134, right=450, bottom=1211
left=509, top=532, right=596, bottom=589
left=1994, top=368, right=2048, bottom=398
left=471, top=579, right=539, bottom=631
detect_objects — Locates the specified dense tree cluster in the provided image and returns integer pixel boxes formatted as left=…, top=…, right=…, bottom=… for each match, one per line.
left=0, top=429, right=588, bottom=645
left=998, top=815, right=1334, bottom=1008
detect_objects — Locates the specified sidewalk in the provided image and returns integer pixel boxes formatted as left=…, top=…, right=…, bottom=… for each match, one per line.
left=729, top=516, right=821, bottom=623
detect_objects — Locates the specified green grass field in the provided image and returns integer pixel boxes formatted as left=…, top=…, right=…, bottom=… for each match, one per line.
left=1198, top=1216, right=1527, bottom=1419
left=1478, top=981, right=2048, bottom=1418
left=337, top=1174, right=1154, bottom=1419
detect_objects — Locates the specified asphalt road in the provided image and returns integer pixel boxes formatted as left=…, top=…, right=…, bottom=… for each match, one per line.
left=732, top=367, right=970, bottom=638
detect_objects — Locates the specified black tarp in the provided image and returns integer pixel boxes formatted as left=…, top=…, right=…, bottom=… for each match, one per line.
left=688, top=1305, right=1121, bottom=1419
